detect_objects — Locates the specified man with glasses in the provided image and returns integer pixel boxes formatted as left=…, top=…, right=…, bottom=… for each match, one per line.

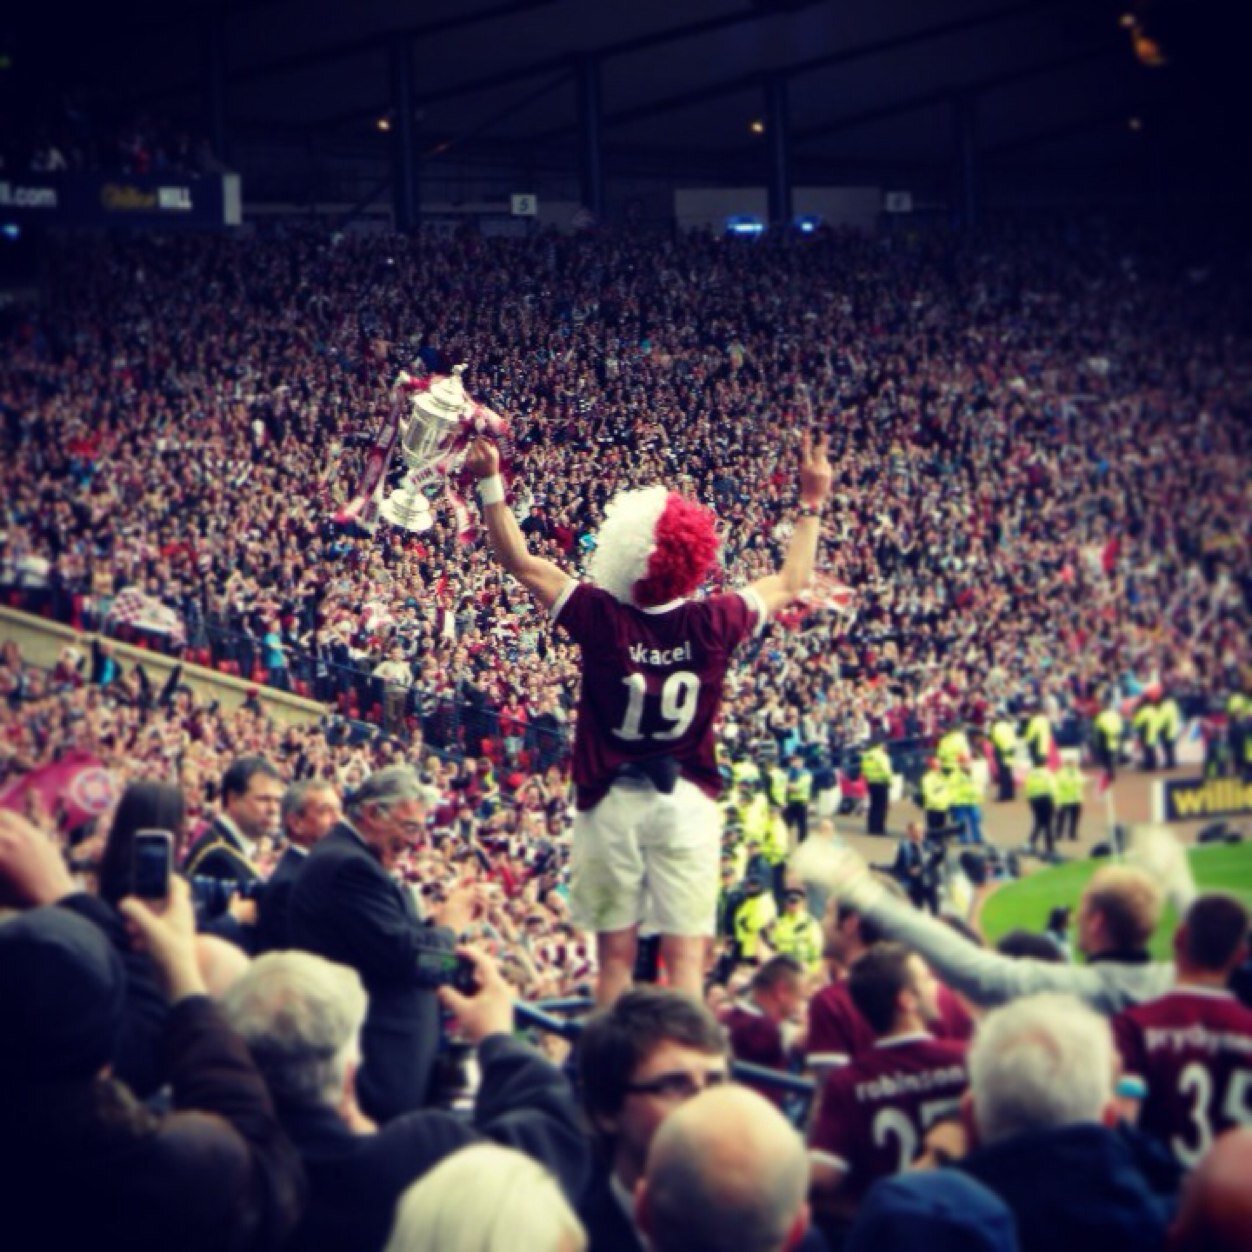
left=288, top=766, right=471, bottom=1123
left=577, top=986, right=730, bottom=1252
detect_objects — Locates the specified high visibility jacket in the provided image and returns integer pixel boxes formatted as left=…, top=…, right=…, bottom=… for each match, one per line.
left=734, top=793, right=773, bottom=844
left=732, top=759, right=761, bottom=786
left=950, top=767, right=982, bottom=808
left=1159, top=698, right=1182, bottom=739
left=1023, top=715, right=1053, bottom=758
left=991, top=720, right=1018, bottom=754
left=1133, top=702, right=1160, bottom=746
left=1226, top=693, right=1249, bottom=720
left=1024, top=766, right=1057, bottom=800
left=734, top=892, right=777, bottom=959
left=937, top=730, right=971, bottom=771
left=771, top=911, right=824, bottom=971
left=920, top=769, right=951, bottom=813
left=862, top=745, right=894, bottom=785
left=785, top=770, right=813, bottom=806
left=1094, top=708, right=1123, bottom=748
left=767, top=766, right=788, bottom=809
left=1055, top=764, right=1086, bottom=806
left=760, top=813, right=788, bottom=867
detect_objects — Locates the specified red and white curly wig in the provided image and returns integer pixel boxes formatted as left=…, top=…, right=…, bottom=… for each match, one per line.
left=587, top=486, right=720, bottom=607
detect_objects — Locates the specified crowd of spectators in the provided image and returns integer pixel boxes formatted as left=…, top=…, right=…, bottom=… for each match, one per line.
left=1, top=218, right=1252, bottom=1249
left=0, top=647, right=591, bottom=1005
left=1, top=221, right=1249, bottom=778
left=2, top=731, right=1251, bottom=1250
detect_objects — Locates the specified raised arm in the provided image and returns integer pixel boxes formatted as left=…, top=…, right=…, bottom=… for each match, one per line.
left=465, top=438, right=571, bottom=613
left=745, top=430, right=833, bottom=618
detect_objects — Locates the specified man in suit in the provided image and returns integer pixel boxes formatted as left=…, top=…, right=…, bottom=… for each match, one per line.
left=256, top=778, right=342, bottom=953
left=890, top=821, right=937, bottom=914
left=287, top=765, right=467, bottom=1123
left=183, top=755, right=283, bottom=889
left=183, top=755, right=284, bottom=949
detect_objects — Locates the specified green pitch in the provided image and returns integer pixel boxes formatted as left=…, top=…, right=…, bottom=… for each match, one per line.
left=978, top=843, right=1252, bottom=961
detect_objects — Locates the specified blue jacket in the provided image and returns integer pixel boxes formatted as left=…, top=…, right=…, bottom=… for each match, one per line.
left=959, top=1122, right=1173, bottom=1252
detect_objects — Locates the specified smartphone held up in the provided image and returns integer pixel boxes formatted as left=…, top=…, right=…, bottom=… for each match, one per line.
left=131, top=829, right=174, bottom=899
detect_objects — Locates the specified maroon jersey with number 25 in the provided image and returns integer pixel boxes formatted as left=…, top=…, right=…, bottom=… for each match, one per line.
left=553, top=581, right=764, bottom=810
left=809, top=1033, right=969, bottom=1202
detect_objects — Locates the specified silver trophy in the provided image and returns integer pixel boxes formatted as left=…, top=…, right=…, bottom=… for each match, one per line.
left=379, top=364, right=475, bottom=532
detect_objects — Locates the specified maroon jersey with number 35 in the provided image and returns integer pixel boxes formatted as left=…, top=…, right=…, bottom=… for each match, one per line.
left=1113, top=988, right=1252, bottom=1168
left=809, top=1033, right=968, bottom=1202
left=553, top=581, right=763, bottom=810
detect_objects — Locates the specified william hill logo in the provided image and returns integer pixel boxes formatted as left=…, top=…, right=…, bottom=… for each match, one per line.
left=1164, top=778, right=1252, bottom=821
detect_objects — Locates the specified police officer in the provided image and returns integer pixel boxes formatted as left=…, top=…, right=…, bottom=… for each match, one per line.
left=1023, top=705, right=1054, bottom=767
left=732, top=874, right=778, bottom=966
left=990, top=711, right=1019, bottom=801
left=1158, top=691, right=1182, bottom=770
left=768, top=886, right=824, bottom=973
left=936, top=722, right=971, bottom=772
left=862, top=738, right=894, bottom=836
left=783, top=751, right=813, bottom=844
left=731, top=754, right=762, bottom=789
left=949, top=756, right=985, bottom=845
left=1054, top=752, right=1086, bottom=842
left=1133, top=695, right=1161, bottom=771
left=1227, top=688, right=1250, bottom=779
left=766, top=754, right=789, bottom=816
left=919, top=757, right=952, bottom=835
left=1024, top=763, right=1057, bottom=857
left=1092, top=699, right=1124, bottom=781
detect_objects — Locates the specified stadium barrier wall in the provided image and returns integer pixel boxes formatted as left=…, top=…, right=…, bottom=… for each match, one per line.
left=0, top=605, right=326, bottom=728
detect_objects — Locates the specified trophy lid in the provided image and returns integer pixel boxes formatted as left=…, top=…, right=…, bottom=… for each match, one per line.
left=413, top=363, right=471, bottom=426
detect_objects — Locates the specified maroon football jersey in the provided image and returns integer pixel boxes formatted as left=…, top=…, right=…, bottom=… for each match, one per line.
left=722, top=1000, right=788, bottom=1105
left=1113, top=988, right=1252, bottom=1168
left=806, top=978, right=876, bottom=1067
left=553, top=582, right=763, bottom=810
left=809, top=1033, right=969, bottom=1201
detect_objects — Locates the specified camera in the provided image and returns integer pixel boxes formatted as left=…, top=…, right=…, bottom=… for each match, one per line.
left=414, top=948, right=478, bottom=995
left=188, top=873, right=265, bottom=916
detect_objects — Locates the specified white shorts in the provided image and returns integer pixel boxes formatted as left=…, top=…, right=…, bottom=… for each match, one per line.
left=569, top=777, right=722, bottom=937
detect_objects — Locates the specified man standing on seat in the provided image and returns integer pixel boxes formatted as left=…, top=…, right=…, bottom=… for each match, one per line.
left=466, top=431, right=832, bottom=1004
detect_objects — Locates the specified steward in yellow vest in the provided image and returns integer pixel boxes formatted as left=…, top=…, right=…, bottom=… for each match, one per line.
left=1055, top=758, right=1086, bottom=842
left=919, top=763, right=951, bottom=834
left=990, top=716, right=1018, bottom=801
left=1024, top=765, right=1057, bottom=856
left=1093, top=705, right=1124, bottom=780
left=862, top=741, right=894, bottom=836
left=769, top=888, right=824, bottom=972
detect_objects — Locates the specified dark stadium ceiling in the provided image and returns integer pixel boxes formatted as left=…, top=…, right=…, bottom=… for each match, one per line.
left=6, top=0, right=1244, bottom=187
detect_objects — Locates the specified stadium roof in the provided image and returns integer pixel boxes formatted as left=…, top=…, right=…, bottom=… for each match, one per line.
left=5, top=0, right=1244, bottom=204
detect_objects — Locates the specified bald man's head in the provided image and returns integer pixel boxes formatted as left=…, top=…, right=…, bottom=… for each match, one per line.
left=637, top=1085, right=808, bottom=1252
left=1170, top=1129, right=1252, bottom=1252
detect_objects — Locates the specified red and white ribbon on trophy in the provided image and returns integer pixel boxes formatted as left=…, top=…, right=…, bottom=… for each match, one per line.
left=333, top=368, right=513, bottom=544
left=333, top=374, right=429, bottom=533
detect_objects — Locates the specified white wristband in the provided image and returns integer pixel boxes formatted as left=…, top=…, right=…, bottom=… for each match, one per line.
left=477, top=475, right=505, bottom=506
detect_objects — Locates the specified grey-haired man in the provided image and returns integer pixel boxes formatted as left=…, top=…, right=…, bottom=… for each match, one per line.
left=288, top=766, right=472, bottom=1122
